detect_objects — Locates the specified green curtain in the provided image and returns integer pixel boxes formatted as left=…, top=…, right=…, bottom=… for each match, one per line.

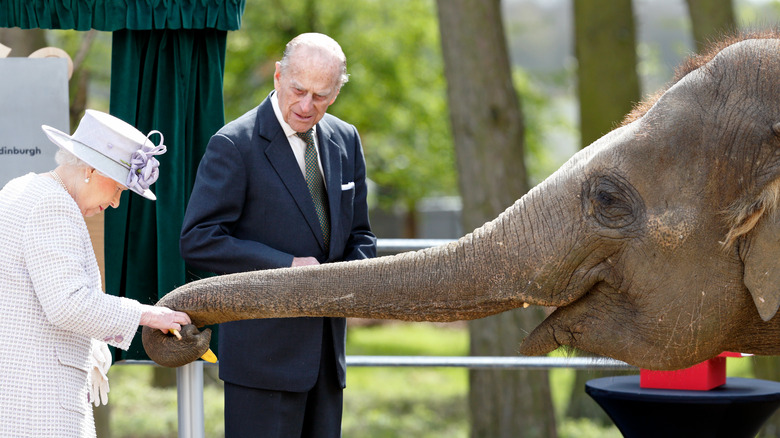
left=2, top=0, right=245, bottom=360
left=0, top=0, right=244, bottom=31
left=107, top=28, right=226, bottom=359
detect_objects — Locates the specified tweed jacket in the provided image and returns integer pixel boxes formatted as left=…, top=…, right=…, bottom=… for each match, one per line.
left=0, top=173, right=144, bottom=437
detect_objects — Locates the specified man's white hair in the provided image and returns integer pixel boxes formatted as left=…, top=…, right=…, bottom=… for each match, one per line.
left=279, top=33, right=349, bottom=87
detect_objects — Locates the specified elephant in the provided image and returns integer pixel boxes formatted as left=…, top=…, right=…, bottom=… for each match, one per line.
left=143, top=31, right=780, bottom=370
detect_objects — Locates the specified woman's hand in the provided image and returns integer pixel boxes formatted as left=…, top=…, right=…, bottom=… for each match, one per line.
left=140, top=306, right=192, bottom=334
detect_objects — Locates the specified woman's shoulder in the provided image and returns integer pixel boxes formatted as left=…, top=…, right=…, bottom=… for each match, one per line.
left=1, top=173, right=79, bottom=215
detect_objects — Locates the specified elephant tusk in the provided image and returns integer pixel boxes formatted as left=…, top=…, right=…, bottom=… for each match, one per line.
left=523, top=302, right=531, bottom=308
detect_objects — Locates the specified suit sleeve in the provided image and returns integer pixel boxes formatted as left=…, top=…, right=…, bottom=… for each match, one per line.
left=340, top=126, right=377, bottom=263
left=180, top=134, right=294, bottom=274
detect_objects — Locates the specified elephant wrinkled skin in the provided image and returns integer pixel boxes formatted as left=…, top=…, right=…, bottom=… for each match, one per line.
left=144, top=32, right=780, bottom=370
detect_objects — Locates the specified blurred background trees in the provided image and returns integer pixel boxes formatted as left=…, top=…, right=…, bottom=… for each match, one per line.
left=4, top=0, right=780, bottom=436
left=435, top=0, right=556, bottom=436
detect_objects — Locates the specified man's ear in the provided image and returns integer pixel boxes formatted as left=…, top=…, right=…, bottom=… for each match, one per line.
left=743, top=210, right=780, bottom=321
left=328, top=87, right=341, bottom=106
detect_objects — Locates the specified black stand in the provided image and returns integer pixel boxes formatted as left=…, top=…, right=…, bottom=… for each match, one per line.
left=586, top=375, right=780, bottom=438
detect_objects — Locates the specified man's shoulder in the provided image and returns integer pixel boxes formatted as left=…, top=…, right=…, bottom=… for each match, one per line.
left=215, top=98, right=277, bottom=141
left=320, top=113, right=356, bottom=138
left=217, top=105, right=261, bottom=137
left=321, top=112, right=350, bottom=127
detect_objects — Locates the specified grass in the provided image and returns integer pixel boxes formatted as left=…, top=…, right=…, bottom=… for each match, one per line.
left=100, top=365, right=225, bottom=438
left=343, top=322, right=469, bottom=437
left=103, top=322, right=760, bottom=437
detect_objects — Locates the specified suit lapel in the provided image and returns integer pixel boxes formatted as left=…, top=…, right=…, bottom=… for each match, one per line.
left=257, top=99, right=327, bottom=251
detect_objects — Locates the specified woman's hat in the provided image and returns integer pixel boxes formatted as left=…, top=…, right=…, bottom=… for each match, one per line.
left=41, top=109, right=167, bottom=200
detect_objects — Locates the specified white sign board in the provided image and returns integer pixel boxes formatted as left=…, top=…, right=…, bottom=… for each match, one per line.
left=0, top=58, right=69, bottom=188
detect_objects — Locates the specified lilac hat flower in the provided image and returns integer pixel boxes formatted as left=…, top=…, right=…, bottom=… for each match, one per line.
left=41, top=109, right=166, bottom=200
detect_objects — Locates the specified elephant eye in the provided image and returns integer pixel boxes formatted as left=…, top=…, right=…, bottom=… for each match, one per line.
left=584, top=174, right=640, bottom=229
left=596, top=190, right=618, bottom=206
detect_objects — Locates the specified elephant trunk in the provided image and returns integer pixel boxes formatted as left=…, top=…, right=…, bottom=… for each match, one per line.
left=143, top=181, right=577, bottom=367
left=160, top=220, right=530, bottom=327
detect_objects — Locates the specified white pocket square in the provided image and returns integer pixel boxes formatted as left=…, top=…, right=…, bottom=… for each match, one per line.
left=341, top=181, right=355, bottom=190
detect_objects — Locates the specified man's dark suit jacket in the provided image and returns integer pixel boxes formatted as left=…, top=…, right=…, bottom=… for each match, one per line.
left=180, top=94, right=376, bottom=391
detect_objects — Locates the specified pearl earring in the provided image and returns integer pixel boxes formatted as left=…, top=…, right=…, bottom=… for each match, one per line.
left=84, top=177, right=90, bottom=183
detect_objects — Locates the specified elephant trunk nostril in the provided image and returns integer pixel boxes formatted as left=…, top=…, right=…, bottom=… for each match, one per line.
left=142, top=324, right=212, bottom=368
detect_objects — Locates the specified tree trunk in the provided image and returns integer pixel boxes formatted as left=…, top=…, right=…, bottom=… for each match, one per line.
left=468, top=308, right=557, bottom=438
left=567, top=0, right=640, bottom=424
left=0, top=28, right=47, bottom=57
left=435, top=0, right=556, bottom=437
left=574, top=0, right=640, bottom=149
left=565, top=351, right=616, bottom=424
left=67, top=29, right=98, bottom=130
left=685, top=0, right=736, bottom=53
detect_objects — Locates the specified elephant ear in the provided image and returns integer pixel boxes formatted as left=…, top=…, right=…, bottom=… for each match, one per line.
left=743, top=210, right=780, bottom=321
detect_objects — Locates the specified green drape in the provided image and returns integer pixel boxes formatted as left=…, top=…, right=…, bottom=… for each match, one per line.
left=107, top=28, right=226, bottom=359
left=2, top=0, right=244, bottom=360
left=0, top=0, right=244, bottom=31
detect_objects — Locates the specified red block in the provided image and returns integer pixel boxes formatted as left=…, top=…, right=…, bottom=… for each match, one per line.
left=640, top=353, right=734, bottom=391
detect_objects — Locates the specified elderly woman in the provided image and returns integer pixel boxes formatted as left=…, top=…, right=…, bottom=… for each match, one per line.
left=0, top=110, right=191, bottom=437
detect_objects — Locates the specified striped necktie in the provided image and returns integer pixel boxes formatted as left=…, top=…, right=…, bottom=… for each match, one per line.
left=296, top=129, right=330, bottom=250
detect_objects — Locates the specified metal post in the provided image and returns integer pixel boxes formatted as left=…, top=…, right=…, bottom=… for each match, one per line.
left=176, top=361, right=205, bottom=438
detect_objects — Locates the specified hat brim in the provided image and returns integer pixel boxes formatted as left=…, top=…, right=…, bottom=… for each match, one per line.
left=42, top=125, right=156, bottom=201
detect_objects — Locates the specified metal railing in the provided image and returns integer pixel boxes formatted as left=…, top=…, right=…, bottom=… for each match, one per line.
left=117, top=238, right=637, bottom=438
left=141, top=356, right=633, bottom=438
left=375, top=238, right=456, bottom=254
left=347, top=355, right=634, bottom=370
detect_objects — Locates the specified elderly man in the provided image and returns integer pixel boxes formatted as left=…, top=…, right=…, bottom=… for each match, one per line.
left=180, top=33, right=376, bottom=437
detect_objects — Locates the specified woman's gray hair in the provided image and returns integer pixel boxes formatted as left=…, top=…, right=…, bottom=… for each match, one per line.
left=54, top=148, right=89, bottom=168
left=279, top=33, right=349, bottom=88
left=55, top=148, right=114, bottom=180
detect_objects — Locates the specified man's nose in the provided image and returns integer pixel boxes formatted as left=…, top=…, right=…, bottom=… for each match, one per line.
left=299, top=94, right=313, bottom=112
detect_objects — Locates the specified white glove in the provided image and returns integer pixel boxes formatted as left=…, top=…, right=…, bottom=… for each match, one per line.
left=89, top=340, right=112, bottom=407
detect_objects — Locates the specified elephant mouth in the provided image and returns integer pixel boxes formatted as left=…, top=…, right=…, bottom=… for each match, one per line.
left=519, top=281, right=616, bottom=357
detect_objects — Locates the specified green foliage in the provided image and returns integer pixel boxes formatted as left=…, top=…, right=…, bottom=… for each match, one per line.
left=344, top=322, right=470, bottom=436
left=107, top=365, right=225, bottom=438
left=514, top=69, right=577, bottom=186
left=345, top=324, right=623, bottom=437
left=47, top=30, right=113, bottom=115
left=336, top=1, right=454, bottom=209
left=346, top=321, right=468, bottom=356
left=35, top=0, right=569, bottom=214
left=224, top=1, right=570, bottom=211
left=343, top=388, right=467, bottom=438
left=728, top=356, right=756, bottom=378
left=224, top=0, right=455, bottom=210
left=558, top=418, right=623, bottom=438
